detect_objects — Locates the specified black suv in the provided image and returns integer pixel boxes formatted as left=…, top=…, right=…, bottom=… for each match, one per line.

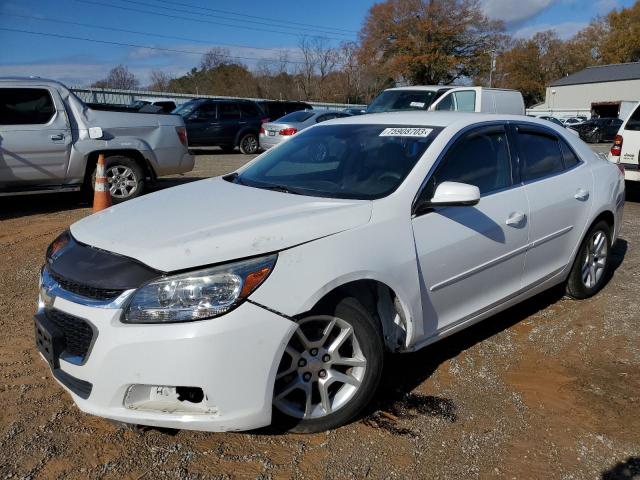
left=570, top=117, right=623, bottom=143
left=174, top=99, right=264, bottom=153
left=256, top=100, right=313, bottom=122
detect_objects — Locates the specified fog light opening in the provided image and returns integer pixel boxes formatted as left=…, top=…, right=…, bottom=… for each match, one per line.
left=176, top=386, right=204, bottom=403
left=124, top=384, right=217, bottom=415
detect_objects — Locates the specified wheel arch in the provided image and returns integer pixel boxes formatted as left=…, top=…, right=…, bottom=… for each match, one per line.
left=300, top=278, right=413, bottom=352
left=83, top=149, right=155, bottom=184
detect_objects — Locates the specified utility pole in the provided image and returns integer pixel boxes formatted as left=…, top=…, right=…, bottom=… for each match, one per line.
left=489, top=52, right=497, bottom=87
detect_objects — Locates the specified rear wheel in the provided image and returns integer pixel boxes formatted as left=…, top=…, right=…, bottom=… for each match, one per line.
left=91, top=155, right=145, bottom=203
left=566, top=220, right=612, bottom=299
left=273, top=297, right=383, bottom=433
left=239, top=133, right=259, bottom=154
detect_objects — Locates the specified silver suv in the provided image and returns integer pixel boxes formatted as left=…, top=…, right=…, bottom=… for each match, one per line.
left=0, top=78, right=194, bottom=202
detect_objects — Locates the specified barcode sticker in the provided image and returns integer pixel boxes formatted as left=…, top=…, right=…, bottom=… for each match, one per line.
left=379, top=127, right=432, bottom=137
left=409, top=102, right=425, bottom=108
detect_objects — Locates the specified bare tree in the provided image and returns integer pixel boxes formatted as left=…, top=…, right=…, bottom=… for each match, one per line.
left=91, top=65, right=139, bottom=89
left=148, top=70, right=173, bottom=91
left=201, top=47, right=232, bottom=70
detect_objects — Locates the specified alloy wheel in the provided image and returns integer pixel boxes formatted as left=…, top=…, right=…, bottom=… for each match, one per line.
left=241, top=135, right=259, bottom=154
left=274, top=315, right=367, bottom=419
left=582, top=230, right=608, bottom=289
left=106, top=165, right=138, bottom=199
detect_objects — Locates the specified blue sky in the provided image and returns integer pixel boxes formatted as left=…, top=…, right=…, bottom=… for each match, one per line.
left=0, top=0, right=635, bottom=87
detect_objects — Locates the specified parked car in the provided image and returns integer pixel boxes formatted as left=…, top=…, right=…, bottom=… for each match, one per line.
left=174, top=98, right=264, bottom=154
left=343, top=107, right=366, bottom=115
left=367, top=86, right=525, bottom=115
left=562, top=117, right=586, bottom=127
left=537, top=115, right=565, bottom=127
left=608, top=102, right=640, bottom=183
left=259, top=110, right=351, bottom=150
left=256, top=100, right=312, bottom=123
left=36, top=112, right=624, bottom=433
left=366, top=86, right=453, bottom=113
left=0, top=78, right=194, bottom=202
left=131, top=99, right=177, bottom=113
left=569, top=117, right=623, bottom=143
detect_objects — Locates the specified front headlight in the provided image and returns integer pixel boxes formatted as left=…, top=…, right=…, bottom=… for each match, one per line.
left=123, top=254, right=277, bottom=324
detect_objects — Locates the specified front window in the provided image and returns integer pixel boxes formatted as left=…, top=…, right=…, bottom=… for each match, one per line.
left=367, top=90, right=437, bottom=113
left=0, top=88, right=55, bottom=125
left=232, top=124, right=440, bottom=200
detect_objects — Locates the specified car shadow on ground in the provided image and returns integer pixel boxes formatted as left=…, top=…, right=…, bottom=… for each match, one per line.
left=360, top=237, right=628, bottom=435
left=602, top=457, right=640, bottom=479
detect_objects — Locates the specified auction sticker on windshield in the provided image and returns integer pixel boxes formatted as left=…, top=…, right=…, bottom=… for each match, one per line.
left=380, top=127, right=432, bottom=137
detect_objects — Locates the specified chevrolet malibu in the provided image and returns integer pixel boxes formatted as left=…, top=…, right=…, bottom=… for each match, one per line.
left=35, top=112, right=625, bottom=433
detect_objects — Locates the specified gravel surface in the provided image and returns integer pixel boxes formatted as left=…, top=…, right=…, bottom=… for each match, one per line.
left=0, top=147, right=638, bottom=479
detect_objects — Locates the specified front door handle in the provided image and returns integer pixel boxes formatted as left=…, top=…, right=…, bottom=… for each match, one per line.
left=506, top=211, right=526, bottom=227
left=50, top=133, right=64, bottom=141
left=574, top=188, right=590, bottom=201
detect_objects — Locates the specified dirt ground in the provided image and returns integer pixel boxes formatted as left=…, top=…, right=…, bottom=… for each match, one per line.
left=0, top=148, right=639, bottom=480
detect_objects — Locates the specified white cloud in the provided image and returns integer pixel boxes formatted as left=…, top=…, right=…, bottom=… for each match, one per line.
left=480, top=0, right=557, bottom=23
left=513, top=20, right=587, bottom=39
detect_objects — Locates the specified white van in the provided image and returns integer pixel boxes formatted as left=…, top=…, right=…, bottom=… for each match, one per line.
left=609, top=102, right=640, bottom=182
left=366, top=86, right=525, bottom=115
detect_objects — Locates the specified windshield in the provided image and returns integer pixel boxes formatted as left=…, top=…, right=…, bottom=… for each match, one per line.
left=172, top=100, right=202, bottom=117
left=367, top=90, right=437, bottom=113
left=233, top=124, right=440, bottom=200
left=277, top=110, right=314, bottom=123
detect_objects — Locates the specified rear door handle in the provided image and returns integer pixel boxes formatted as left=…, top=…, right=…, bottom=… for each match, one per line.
left=574, top=188, right=590, bottom=201
left=50, top=133, right=64, bottom=141
left=506, top=211, right=526, bottom=227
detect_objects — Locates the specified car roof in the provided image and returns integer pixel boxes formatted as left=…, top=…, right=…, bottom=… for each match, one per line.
left=384, top=85, right=453, bottom=92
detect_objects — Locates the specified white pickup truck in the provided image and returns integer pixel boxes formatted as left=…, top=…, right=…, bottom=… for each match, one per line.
left=0, top=77, right=194, bottom=202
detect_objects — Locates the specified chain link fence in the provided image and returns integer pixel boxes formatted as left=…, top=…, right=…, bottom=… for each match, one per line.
left=71, top=87, right=367, bottom=111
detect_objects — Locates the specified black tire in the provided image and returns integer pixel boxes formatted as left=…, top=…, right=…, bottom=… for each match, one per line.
left=220, top=145, right=235, bottom=153
left=273, top=297, right=384, bottom=433
left=566, top=220, right=612, bottom=299
left=91, top=155, right=145, bottom=203
left=239, top=133, right=259, bottom=154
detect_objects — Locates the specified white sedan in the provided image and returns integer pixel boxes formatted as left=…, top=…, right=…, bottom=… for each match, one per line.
left=36, top=112, right=625, bottom=433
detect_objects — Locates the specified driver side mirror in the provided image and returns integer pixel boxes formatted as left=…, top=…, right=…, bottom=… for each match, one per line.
left=415, top=181, right=480, bottom=215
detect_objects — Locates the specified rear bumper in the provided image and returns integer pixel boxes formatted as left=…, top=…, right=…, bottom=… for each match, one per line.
left=149, top=148, right=195, bottom=177
left=36, top=292, right=297, bottom=432
left=259, top=133, right=288, bottom=150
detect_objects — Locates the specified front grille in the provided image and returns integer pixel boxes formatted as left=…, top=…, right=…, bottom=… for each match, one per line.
left=49, top=270, right=124, bottom=301
left=46, top=309, right=95, bottom=359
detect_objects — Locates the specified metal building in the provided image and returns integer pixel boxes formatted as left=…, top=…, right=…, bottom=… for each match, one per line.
left=528, top=62, right=640, bottom=119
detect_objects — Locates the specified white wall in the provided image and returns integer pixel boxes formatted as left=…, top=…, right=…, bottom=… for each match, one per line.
left=531, top=79, right=640, bottom=112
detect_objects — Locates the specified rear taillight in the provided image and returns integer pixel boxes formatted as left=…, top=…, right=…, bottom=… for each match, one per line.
left=175, top=126, right=188, bottom=147
left=611, top=134, right=623, bottom=156
left=260, top=127, right=265, bottom=134
left=279, top=127, right=297, bottom=136
left=261, top=118, right=270, bottom=124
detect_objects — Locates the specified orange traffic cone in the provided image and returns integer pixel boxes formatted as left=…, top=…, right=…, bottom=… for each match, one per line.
left=93, top=153, right=112, bottom=212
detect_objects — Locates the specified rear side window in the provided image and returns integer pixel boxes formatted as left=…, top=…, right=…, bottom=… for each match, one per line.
left=430, top=127, right=512, bottom=195
left=517, top=131, right=564, bottom=181
left=197, top=103, right=217, bottom=119
left=0, top=88, right=55, bottom=125
left=239, top=102, right=260, bottom=118
left=219, top=103, right=240, bottom=120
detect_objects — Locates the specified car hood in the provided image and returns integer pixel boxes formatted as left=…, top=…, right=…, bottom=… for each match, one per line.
left=71, top=177, right=372, bottom=272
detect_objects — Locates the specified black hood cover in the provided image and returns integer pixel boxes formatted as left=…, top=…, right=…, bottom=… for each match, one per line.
left=47, top=233, right=161, bottom=291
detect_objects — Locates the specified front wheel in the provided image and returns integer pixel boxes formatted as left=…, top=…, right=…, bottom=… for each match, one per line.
left=239, top=133, right=259, bottom=154
left=273, top=297, right=383, bottom=433
left=566, top=220, right=612, bottom=299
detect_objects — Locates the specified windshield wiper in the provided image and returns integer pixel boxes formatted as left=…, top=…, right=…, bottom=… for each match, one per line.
left=258, top=184, right=304, bottom=195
